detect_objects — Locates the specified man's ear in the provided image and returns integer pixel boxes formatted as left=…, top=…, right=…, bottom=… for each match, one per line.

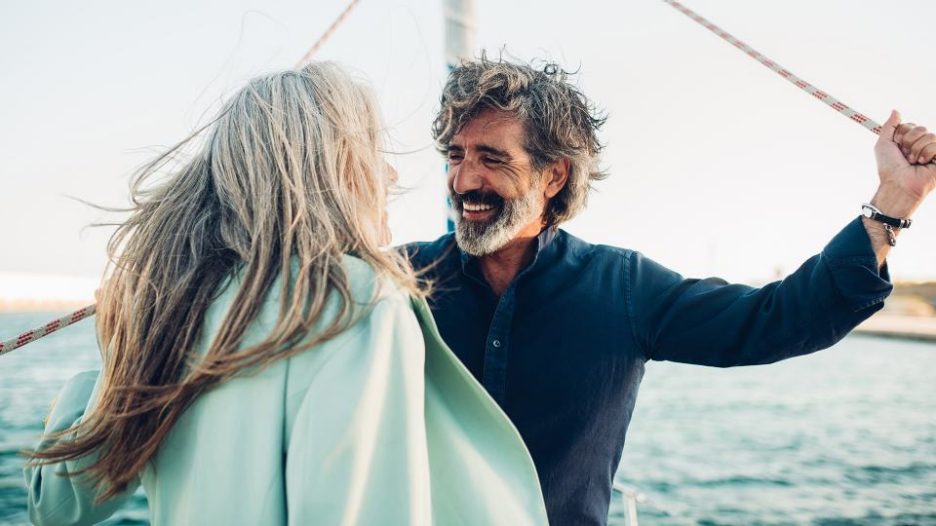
left=543, top=158, right=570, bottom=199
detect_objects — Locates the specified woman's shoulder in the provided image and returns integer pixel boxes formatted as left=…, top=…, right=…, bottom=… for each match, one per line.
left=341, top=254, right=412, bottom=307
left=280, top=254, right=420, bottom=366
left=281, top=257, right=422, bottom=425
left=333, top=255, right=420, bottom=349
left=207, top=255, right=412, bottom=333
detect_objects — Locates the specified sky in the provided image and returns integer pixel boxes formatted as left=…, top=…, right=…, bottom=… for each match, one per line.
left=2, top=0, right=935, bottom=304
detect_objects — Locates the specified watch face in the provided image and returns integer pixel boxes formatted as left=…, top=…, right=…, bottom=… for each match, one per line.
left=862, top=206, right=874, bottom=218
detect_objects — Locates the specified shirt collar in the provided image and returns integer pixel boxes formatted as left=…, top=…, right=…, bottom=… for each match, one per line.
left=458, top=226, right=560, bottom=272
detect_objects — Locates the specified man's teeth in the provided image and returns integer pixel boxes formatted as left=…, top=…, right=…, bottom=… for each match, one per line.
left=463, top=203, right=494, bottom=212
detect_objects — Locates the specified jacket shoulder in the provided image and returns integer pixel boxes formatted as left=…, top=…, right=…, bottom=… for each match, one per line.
left=556, top=229, right=635, bottom=263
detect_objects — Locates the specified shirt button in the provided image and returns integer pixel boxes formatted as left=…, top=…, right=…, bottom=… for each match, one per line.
left=492, top=339, right=502, bottom=348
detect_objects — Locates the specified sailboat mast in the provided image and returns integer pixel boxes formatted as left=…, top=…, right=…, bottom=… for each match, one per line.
left=442, top=0, right=476, bottom=231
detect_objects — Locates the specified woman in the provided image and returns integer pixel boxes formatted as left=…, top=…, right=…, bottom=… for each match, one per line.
left=25, top=62, right=548, bottom=525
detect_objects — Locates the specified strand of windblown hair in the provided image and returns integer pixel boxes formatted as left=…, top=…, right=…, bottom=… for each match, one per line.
left=3, top=2, right=364, bottom=357
left=0, top=305, right=96, bottom=357
left=295, top=0, right=362, bottom=69
left=661, top=0, right=883, bottom=135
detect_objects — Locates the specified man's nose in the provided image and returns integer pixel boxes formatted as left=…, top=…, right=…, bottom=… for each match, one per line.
left=451, top=161, right=483, bottom=195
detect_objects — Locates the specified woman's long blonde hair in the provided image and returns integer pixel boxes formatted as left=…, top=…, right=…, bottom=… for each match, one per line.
left=30, top=62, right=421, bottom=500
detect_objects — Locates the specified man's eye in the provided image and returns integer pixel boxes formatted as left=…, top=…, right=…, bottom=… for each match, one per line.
left=483, top=157, right=502, bottom=165
left=447, top=152, right=464, bottom=162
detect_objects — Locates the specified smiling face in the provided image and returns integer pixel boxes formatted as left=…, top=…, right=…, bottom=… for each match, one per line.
left=446, top=109, right=552, bottom=256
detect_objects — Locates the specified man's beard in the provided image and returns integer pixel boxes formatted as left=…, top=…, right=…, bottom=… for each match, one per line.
left=450, top=186, right=543, bottom=256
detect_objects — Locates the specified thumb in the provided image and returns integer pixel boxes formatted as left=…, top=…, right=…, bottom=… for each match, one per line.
left=878, top=109, right=901, bottom=143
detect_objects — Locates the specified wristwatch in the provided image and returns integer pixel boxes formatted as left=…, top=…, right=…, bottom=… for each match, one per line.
left=861, top=203, right=912, bottom=229
left=861, top=203, right=912, bottom=247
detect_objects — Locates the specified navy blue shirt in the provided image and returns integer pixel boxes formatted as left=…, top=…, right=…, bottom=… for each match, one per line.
left=404, top=217, right=891, bottom=525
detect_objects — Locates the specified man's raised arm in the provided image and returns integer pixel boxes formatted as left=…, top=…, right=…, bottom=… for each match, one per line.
left=627, top=111, right=935, bottom=367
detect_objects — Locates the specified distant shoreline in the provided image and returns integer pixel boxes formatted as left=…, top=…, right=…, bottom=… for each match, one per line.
left=854, top=314, right=936, bottom=343
left=852, top=330, right=936, bottom=344
left=0, top=299, right=92, bottom=314
left=3, top=303, right=935, bottom=344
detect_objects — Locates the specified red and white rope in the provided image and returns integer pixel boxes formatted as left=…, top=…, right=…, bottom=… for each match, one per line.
left=295, top=0, right=362, bottom=69
left=0, top=305, right=96, bottom=357
left=662, top=0, right=883, bottom=135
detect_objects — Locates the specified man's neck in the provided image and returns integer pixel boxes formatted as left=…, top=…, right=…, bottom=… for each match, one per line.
left=477, top=231, right=541, bottom=297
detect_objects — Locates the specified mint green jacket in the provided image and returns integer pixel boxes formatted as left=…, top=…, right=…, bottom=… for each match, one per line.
left=25, top=257, right=549, bottom=525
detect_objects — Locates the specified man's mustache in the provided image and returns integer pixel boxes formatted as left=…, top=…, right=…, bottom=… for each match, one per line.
left=452, top=190, right=505, bottom=208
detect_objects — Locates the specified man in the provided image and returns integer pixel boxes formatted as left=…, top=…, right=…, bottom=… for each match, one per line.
left=404, top=57, right=936, bottom=525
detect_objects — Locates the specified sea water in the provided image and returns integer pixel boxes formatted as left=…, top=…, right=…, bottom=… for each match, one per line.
left=1, top=312, right=934, bottom=526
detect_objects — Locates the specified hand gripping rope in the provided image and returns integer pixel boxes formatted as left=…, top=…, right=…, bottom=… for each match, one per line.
left=1, top=1, right=362, bottom=357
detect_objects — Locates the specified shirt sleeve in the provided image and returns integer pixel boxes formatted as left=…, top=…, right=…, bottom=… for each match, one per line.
left=284, top=294, right=432, bottom=526
left=627, top=217, right=893, bottom=366
left=24, top=370, right=139, bottom=526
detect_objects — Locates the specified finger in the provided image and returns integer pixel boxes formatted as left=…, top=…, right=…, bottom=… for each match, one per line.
left=897, top=124, right=927, bottom=162
left=919, top=141, right=936, bottom=165
left=909, top=132, right=936, bottom=162
left=893, top=123, right=915, bottom=157
left=894, top=122, right=915, bottom=145
left=879, top=110, right=902, bottom=143
left=899, top=126, right=929, bottom=153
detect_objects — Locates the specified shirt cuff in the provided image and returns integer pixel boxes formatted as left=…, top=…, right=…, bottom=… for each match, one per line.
left=820, top=216, right=893, bottom=312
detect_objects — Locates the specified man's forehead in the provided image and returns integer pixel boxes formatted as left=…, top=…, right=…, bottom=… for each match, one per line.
left=450, top=109, right=524, bottom=147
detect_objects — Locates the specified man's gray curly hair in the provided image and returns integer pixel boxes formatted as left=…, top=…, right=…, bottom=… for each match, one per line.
left=432, top=55, right=608, bottom=227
